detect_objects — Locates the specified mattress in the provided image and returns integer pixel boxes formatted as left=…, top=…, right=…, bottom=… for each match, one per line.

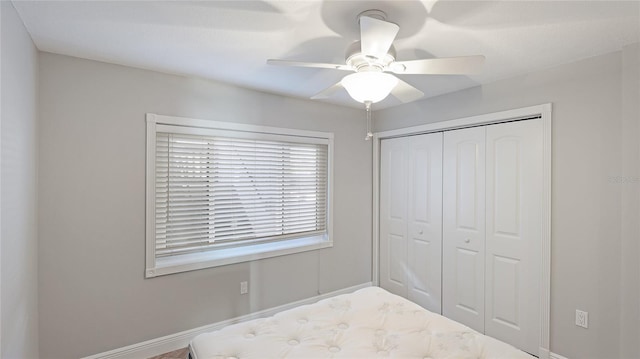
left=189, top=286, right=534, bottom=359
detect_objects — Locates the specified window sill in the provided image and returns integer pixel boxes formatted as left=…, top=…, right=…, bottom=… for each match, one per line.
left=146, top=235, right=332, bottom=278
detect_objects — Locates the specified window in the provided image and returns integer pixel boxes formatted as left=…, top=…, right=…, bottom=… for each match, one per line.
left=146, top=114, right=333, bottom=277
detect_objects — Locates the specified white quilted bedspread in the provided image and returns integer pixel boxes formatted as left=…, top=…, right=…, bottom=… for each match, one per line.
left=190, top=287, right=534, bottom=359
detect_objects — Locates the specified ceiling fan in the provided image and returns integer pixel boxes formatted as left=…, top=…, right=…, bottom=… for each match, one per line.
left=267, top=9, right=485, bottom=139
left=268, top=10, right=485, bottom=104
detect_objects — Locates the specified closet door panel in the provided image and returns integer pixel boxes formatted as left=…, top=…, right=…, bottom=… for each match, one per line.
left=485, top=120, right=542, bottom=355
left=443, top=126, right=486, bottom=333
left=380, top=137, right=409, bottom=297
left=407, top=133, right=443, bottom=313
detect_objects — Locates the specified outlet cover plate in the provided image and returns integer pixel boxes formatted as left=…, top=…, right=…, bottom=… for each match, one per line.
left=576, top=309, right=588, bottom=328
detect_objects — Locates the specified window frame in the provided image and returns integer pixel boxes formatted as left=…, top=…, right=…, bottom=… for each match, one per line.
left=145, top=114, right=334, bottom=278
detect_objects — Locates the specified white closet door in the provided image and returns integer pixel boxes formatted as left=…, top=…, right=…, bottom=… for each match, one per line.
left=485, top=119, right=542, bottom=355
left=443, top=126, right=486, bottom=333
left=380, top=134, right=443, bottom=311
left=380, top=137, right=409, bottom=297
left=406, top=133, right=443, bottom=313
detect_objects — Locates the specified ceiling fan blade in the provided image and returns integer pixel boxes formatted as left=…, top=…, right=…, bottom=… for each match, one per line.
left=311, top=81, right=344, bottom=100
left=391, top=55, right=485, bottom=75
left=360, top=16, right=399, bottom=60
left=267, top=59, right=351, bottom=71
left=391, top=77, right=424, bottom=103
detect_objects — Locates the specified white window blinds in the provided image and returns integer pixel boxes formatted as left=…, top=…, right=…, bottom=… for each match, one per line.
left=154, top=132, right=329, bottom=258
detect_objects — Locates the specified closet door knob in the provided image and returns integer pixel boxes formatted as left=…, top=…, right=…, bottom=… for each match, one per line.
left=418, top=230, right=423, bottom=234
left=464, top=238, right=471, bottom=243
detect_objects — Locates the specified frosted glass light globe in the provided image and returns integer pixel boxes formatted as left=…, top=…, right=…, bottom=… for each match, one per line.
left=341, top=72, right=398, bottom=103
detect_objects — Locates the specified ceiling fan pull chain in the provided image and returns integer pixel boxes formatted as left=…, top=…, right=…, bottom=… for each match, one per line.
left=365, top=101, right=373, bottom=141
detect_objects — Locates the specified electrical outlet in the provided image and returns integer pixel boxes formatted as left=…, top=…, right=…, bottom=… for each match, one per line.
left=575, top=309, right=588, bottom=328
left=240, top=281, right=248, bottom=295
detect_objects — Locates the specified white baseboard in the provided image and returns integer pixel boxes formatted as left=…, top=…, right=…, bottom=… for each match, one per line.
left=538, top=347, right=550, bottom=359
left=538, top=346, right=568, bottom=359
left=81, top=282, right=373, bottom=359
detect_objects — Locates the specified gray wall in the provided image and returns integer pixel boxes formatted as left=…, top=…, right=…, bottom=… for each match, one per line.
left=37, top=53, right=372, bottom=358
left=619, top=42, right=640, bottom=359
left=1, top=2, right=40, bottom=358
left=375, top=46, right=640, bottom=359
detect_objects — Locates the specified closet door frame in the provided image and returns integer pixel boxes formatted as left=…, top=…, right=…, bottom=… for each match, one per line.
left=372, top=103, right=552, bottom=359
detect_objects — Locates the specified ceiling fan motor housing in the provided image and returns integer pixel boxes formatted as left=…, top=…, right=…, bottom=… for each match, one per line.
left=345, top=41, right=396, bottom=73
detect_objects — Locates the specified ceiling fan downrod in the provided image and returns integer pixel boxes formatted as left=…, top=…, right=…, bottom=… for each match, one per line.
left=357, top=9, right=388, bottom=23
left=347, top=10, right=396, bottom=71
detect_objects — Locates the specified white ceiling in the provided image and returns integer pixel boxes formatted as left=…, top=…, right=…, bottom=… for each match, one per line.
left=12, top=0, right=640, bottom=109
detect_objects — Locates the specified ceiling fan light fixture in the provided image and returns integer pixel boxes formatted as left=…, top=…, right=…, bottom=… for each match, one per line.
left=341, top=72, right=398, bottom=103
